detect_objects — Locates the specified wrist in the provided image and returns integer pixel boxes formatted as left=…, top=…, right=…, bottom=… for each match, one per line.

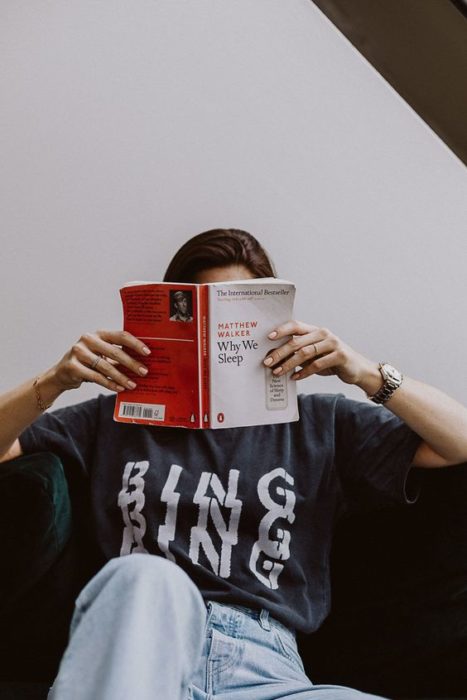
left=355, top=361, right=383, bottom=396
left=34, top=367, right=67, bottom=409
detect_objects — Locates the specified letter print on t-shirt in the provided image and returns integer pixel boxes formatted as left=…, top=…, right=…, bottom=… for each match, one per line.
left=189, top=469, right=242, bottom=578
left=157, top=463, right=183, bottom=562
left=117, top=461, right=296, bottom=589
left=249, top=468, right=296, bottom=590
left=118, top=460, right=150, bottom=555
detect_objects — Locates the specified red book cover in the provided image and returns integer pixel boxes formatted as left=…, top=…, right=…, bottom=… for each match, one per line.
left=114, top=282, right=202, bottom=428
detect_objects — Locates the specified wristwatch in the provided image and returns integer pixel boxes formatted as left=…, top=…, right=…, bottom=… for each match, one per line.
left=368, top=363, right=403, bottom=405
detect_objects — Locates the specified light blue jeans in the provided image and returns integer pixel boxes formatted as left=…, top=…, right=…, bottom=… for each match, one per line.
left=49, top=554, right=387, bottom=700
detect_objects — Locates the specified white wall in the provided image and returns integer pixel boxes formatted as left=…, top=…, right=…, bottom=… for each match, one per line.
left=1, top=0, right=466, bottom=409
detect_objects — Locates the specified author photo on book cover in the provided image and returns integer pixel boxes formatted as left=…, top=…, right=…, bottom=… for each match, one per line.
left=1, top=228, right=467, bottom=700
left=169, top=290, right=193, bottom=323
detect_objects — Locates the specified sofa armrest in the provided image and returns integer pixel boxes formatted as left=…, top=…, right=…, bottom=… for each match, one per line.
left=0, top=452, right=72, bottom=609
left=298, top=463, right=467, bottom=698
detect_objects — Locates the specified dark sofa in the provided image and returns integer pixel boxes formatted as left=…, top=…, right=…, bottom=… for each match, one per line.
left=1, top=452, right=467, bottom=699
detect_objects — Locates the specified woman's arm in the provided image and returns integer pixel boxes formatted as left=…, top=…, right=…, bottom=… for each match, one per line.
left=264, top=321, right=467, bottom=468
left=0, top=330, right=150, bottom=462
left=0, top=369, right=65, bottom=462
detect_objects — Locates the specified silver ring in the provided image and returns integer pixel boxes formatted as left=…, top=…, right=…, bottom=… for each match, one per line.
left=91, top=355, right=103, bottom=371
left=312, top=343, right=319, bottom=356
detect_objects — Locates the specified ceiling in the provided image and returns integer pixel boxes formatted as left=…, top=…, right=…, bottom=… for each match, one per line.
left=311, top=0, right=467, bottom=167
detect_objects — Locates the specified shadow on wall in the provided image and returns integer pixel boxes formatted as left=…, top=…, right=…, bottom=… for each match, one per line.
left=311, top=0, right=467, bottom=166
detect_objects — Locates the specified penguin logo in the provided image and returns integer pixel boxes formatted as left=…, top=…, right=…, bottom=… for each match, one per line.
left=217, top=412, right=224, bottom=423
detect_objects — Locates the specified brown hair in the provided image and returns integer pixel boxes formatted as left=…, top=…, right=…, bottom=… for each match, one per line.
left=163, top=228, right=276, bottom=283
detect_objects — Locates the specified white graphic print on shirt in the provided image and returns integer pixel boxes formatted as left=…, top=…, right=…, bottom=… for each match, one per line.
left=189, top=470, right=242, bottom=578
left=158, top=463, right=183, bottom=562
left=249, top=468, right=296, bottom=590
left=117, top=461, right=296, bottom=590
left=118, top=460, right=149, bottom=555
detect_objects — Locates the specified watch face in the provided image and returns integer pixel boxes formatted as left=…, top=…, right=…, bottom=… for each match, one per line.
left=381, top=364, right=401, bottom=383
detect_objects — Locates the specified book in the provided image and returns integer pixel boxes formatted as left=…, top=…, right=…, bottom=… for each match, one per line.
left=113, top=278, right=299, bottom=429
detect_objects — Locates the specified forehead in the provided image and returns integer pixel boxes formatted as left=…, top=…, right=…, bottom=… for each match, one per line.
left=194, top=264, right=255, bottom=284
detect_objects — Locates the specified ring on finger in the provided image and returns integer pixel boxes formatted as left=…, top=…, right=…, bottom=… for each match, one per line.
left=312, top=342, right=319, bottom=356
left=91, top=354, right=103, bottom=371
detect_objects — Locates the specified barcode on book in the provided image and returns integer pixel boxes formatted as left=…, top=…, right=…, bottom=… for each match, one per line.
left=118, top=402, right=166, bottom=421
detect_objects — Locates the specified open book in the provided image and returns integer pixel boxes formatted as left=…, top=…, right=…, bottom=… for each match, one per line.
left=113, top=278, right=299, bottom=429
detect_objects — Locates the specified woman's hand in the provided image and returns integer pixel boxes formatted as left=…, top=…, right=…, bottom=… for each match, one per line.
left=264, top=321, right=376, bottom=387
left=52, top=330, right=151, bottom=393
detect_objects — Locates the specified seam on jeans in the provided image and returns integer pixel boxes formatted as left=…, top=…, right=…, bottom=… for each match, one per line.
left=210, top=630, right=241, bottom=674
left=271, top=627, right=305, bottom=671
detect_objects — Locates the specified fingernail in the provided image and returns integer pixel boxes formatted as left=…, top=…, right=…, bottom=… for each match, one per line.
left=268, top=331, right=277, bottom=339
left=142, top=346, right=151, bottom=355
left=264, top=357, right=273, bottom=366
left=127, top=380, right=137, bottom=389
left=116, top=385, right=126, bottom=392
left=273, top=367, right=283, bottom=375
left=139, top=367, right=148, bottom=376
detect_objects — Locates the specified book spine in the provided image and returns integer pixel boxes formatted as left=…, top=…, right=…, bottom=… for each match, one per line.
left=199, top=284, right=211, bottom=428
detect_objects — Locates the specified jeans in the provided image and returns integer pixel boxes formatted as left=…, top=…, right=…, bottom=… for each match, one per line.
left=49, top=554, right=387, bottom=700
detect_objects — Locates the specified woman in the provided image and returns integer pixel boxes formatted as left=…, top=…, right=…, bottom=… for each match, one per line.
left=1, top=228, right=467, bottom=700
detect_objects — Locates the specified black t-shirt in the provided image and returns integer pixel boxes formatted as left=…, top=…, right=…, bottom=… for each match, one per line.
left=19, top=392, right=421, bottom=633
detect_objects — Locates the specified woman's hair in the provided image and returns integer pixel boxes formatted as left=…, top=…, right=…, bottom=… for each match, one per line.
left=163, top=228, right=276, bottom=283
